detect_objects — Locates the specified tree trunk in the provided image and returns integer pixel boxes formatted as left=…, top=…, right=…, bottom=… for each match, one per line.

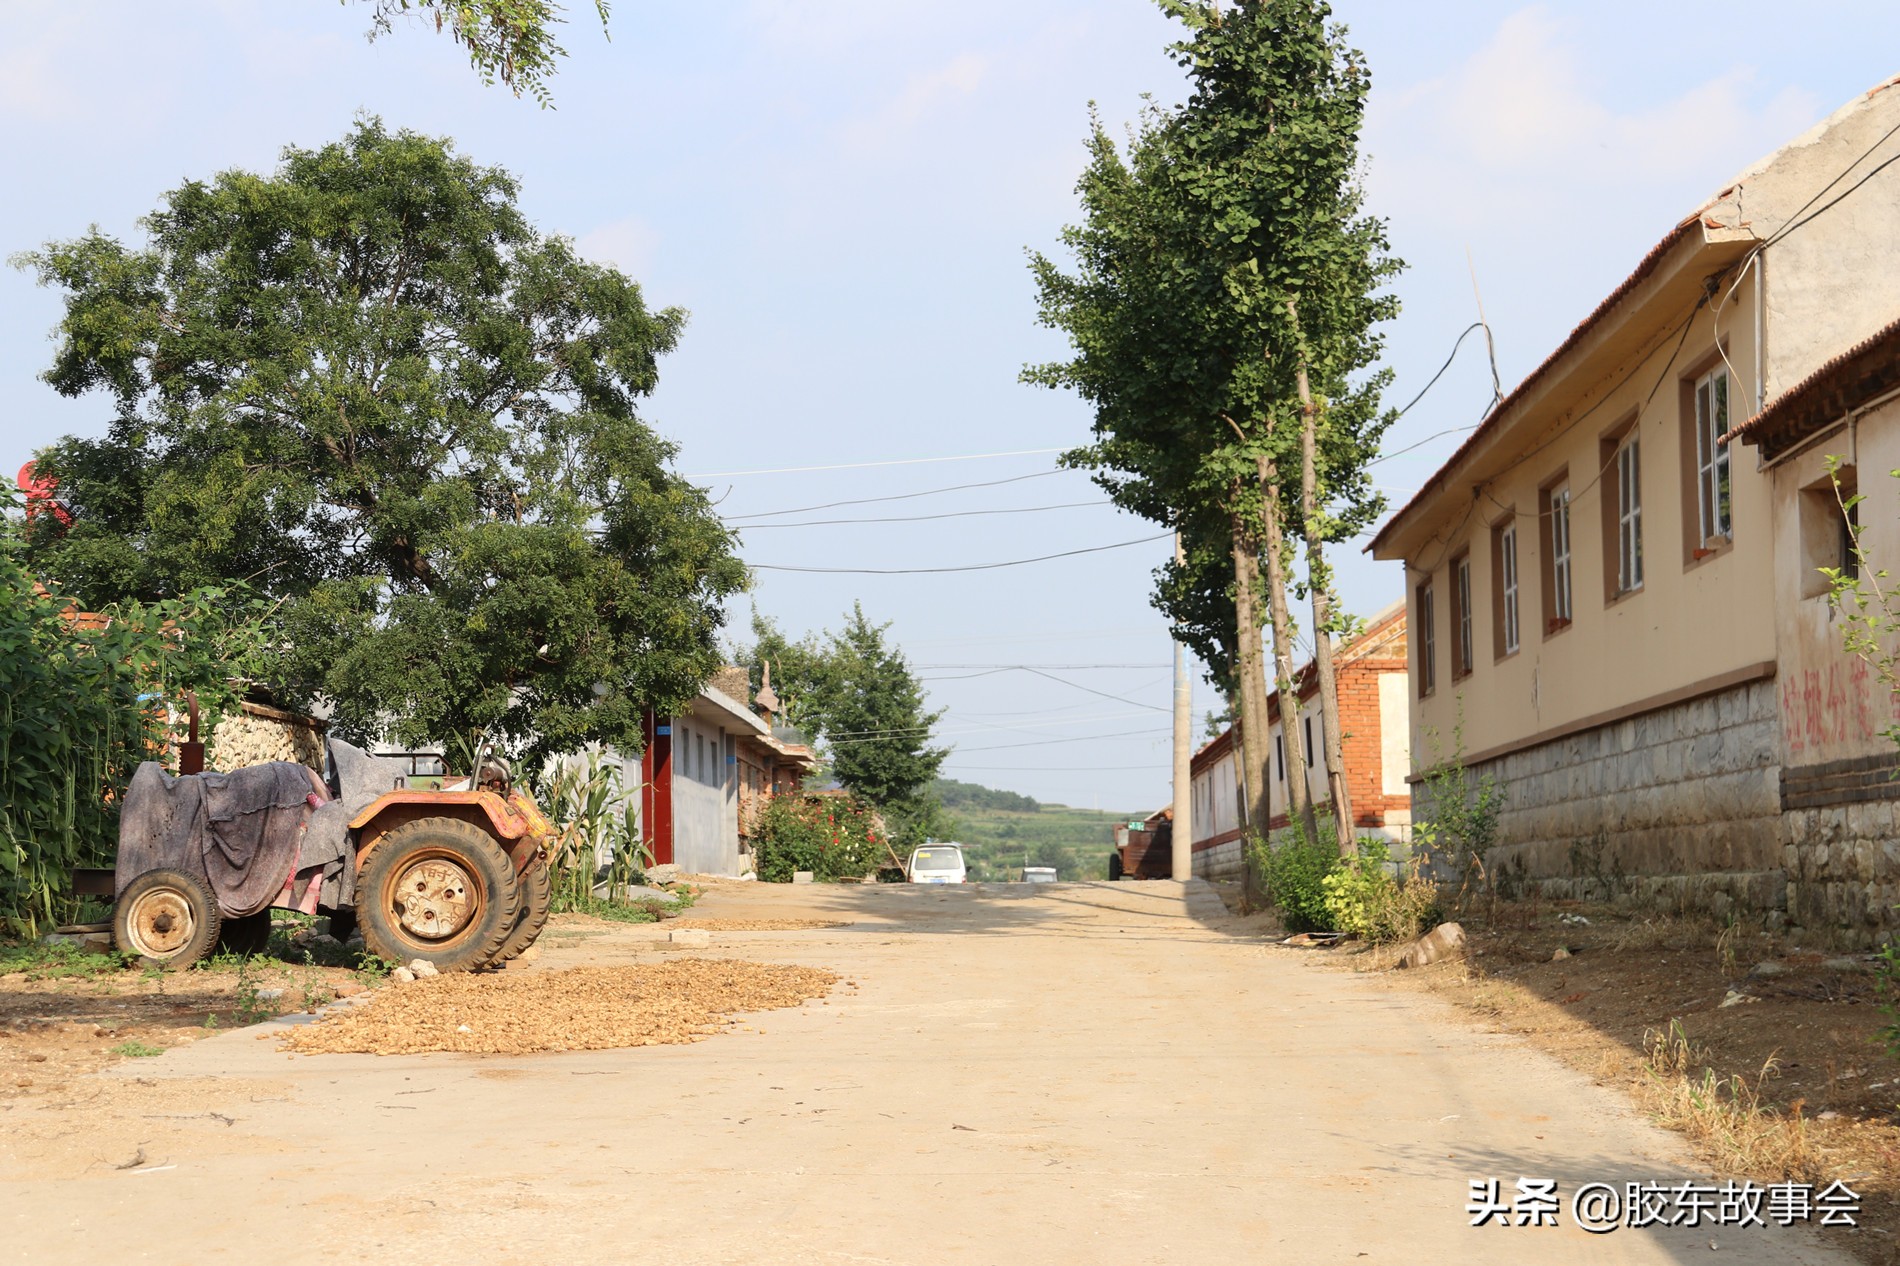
left=1290, top=306, right=1357, bottom=858
left=1257, top=454, right=1316, bottom=842
left=1228, top=515, right=1273, bottom=841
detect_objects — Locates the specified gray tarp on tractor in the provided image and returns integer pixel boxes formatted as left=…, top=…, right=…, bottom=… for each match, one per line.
left=115, top=739, right=406, bottom=917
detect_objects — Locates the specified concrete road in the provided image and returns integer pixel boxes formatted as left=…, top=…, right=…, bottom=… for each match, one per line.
left=0, top=880, right=1857, bottom=1264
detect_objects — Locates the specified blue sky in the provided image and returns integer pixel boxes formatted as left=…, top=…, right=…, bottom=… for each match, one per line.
left=3, top=2, right=1895, bottom=811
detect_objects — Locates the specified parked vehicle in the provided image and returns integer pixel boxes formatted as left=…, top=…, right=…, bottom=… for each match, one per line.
left=906, top=843, right=967, bottom=884
left=1023, top=866, right=1057, bottom=883
left=85, top=738, right=555, bottom=974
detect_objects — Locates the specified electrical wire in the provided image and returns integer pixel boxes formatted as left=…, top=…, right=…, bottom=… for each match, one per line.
left=1391, top=322, right=1486, bottom=421
left=686, top=447, right=1065, bottom=479
left=947, top=725, right=1171, bottom=753
left=731, top=499, right=1108, bottom=529
left=725, top=469, right=1069, bottom=521
left=749, top=532, right=1170, bottom=575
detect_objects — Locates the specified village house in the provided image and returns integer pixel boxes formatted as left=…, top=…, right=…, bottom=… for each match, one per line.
left=1728, top=317, right=1900, bottom=931
left=1367, top=78, right=1900, bottom=940
left=1185, top=602, right=1413, bottom=881
left=639, top=666, right=817, bottom=875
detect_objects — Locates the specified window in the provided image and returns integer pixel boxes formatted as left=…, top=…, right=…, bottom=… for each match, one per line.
left=1693, top=367, right=1733, bottom=546
left=1551, top=486, right=1573, bottom=623
left=1799, top=468, right=1859, bottom=599
left=1417, top=581, right=1437, bottom=696
left=1491, top=516, right=1520, bottom=657
left=1303, top=715, right=1314, bottom=767
left=1615, top=433, right=1643, bottom=594
left=1452, top=552, right=1474, bottom=677
left=1537, top=478, right=1572, bottom=634
left=1274, top=734, right=1285, bottom=783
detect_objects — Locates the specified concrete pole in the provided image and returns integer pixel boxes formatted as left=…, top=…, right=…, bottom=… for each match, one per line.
left=1171, top=532, right=1193, bottom=882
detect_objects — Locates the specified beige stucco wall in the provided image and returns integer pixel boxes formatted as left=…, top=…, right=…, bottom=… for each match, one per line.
left=1379, top=671, right=1411, bottom=800
left=1189, top=744, right=1241, bottom=847
left=1732, top=81, right=1900, bottom=397
left=1769, top=400, right=1900, bottom=765
left=1406, top=278, right=1774, bottom=765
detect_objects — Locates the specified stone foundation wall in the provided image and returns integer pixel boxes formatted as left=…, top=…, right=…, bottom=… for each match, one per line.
left=1192, top=835, right=1245, bottom=884
left=1781, top=764, right=1900, bottom=944
left=1426, top=680, right=1789, bottom=922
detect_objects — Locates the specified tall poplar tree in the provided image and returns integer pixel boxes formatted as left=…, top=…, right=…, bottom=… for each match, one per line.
left=1028, top=0, right=1400, bottom=855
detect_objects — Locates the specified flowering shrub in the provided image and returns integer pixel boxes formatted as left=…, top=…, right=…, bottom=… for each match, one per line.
left=751, top=794, right=884, bottom=883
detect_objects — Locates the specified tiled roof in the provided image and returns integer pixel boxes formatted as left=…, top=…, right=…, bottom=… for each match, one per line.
left=1723, top=314, right=1900, bottom=456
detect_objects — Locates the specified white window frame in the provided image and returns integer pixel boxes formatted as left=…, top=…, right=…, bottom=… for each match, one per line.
left=1550, top=486, right=1572, bottom=624
left=1694, top=367, right=1733, bottom=545
left=1303, top=715, right=1314, bottom=768
left=1454, top=554, right=1473, bottom=675
left=1418, top=582, right=1437, bottom=694
left=1617, top=433, right=1644, bottom=593
left=1500, top=523, right=1520, bottom=655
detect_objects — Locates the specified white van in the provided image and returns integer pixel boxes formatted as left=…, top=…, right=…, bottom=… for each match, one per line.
left=907, top=843, right=967, bottom=884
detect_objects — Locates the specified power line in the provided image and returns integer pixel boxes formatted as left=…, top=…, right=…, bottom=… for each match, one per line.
left=731, top=500, right=1108, bottom=530
left=948, top=725, right=1171, bottom=753
left=1019, top=666, right=1168, bottom=713
left=687, top=447, right=1065, bottom=479
left=949, top=764, right=1162, bottom=772
left=1391, top=322, right=1486, bottom=421
left=750, top=532, right=1170, bottom=575
left=915, top=661, right=1170, bottom=669
left=725, top=470, right=1070, bottom=521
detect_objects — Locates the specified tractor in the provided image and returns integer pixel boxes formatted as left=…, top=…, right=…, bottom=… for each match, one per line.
left=84, top=737, right=556, bottom=975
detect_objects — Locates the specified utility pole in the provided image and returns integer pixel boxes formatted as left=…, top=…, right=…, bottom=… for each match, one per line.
left=1171, top=532, right=1193, bottom=882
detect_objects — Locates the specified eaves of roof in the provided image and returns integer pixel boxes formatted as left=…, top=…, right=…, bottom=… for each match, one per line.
left=1367, top=214, right=1709, bottom=558
left=1723, top=313, right=1900, bottom=456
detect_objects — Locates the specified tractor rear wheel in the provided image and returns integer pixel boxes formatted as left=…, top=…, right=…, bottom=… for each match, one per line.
left=492, top=858, right=551, bottom=965
left=356, top=818, right=519, bottom=973
left=115, top=868, right=221, bottom=971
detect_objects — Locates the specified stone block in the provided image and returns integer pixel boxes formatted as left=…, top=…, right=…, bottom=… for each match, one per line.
left=668, top=928, right=711, bottom=947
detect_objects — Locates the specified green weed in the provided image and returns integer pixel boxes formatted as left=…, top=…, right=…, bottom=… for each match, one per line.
left=110, top=1039, right=164, bottom=1058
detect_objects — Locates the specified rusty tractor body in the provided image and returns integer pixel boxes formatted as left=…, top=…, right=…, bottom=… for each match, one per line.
left=96, top=756, right=557, bottom=975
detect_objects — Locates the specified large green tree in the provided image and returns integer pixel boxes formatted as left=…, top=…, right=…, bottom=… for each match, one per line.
left=17, top=119, right=745, bottom=765
left=1028, top=0, right=1400, bottom=854
left=817, top=604, right=947, bottom=818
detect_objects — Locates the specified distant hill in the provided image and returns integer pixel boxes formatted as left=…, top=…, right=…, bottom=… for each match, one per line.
left=930, top=778, right=1134, bottom=882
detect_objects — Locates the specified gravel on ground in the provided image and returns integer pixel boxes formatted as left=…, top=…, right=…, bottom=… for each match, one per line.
left=281, top=960, right=840, bottom=1056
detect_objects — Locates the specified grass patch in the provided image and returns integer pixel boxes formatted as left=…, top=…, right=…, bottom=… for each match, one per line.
left=1640, top=1020, right=1816, bottom=1180
left=0, top=940, right=125, bottom=980
left=109, top=1039, right=164, bottom=1058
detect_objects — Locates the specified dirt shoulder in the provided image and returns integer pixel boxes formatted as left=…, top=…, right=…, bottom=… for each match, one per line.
left=0, top=942, right=370, bottom=1103
left=1317, top=903, right=1900, bottom=1265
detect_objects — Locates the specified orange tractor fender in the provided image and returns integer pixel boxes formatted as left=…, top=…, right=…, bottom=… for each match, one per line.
left=350, top=789, right=555, bottom=875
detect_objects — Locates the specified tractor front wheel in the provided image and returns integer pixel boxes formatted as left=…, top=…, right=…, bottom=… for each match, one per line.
left=357, top=818, right=520, bottom=973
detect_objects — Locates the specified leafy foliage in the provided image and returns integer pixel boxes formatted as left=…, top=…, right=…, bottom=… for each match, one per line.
left=18, top=120, right=745, bottom=767
left=751, top=795, right=886, bottom=884
left=1250, top=826, right=1340, bottom=932
left=1319, top=842, right=1438, bottom=943
left=356, top=0, right=612, bottom=106
left=737, top=608, right=832, bottom=738
left=534, top=748, right=648, bottom=912
left=1, top=499, right=270, bottom=934
left=1026, top=0, right=1401, bottom=686
left=735, top=604, right=948, bottom=844
left=1411, top=710, right=1506, bottom=908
